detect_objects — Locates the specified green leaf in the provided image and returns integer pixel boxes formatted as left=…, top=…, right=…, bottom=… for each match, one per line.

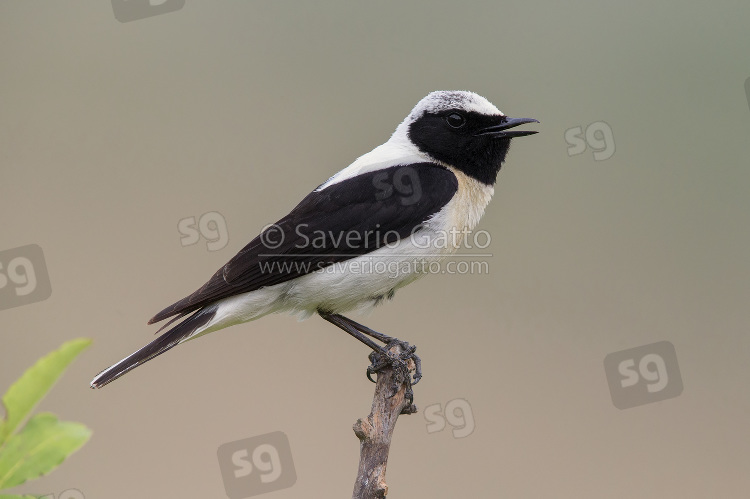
left=0, top=495, right=41, bottom=499
left=0, top=413, right=91, bottom=489
left=0, top=339, right=92, bottom=447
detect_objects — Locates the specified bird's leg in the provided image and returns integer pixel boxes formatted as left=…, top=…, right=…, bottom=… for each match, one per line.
left=319, top=312, right=383, bottom=350
left=325, top=314, right=422, bottom=385
left=319, top=312, right=422, bottom=405
left=333, top=315, right=395, bottom=344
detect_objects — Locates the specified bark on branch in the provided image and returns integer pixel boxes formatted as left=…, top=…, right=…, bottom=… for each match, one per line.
left=351, top=344, right=417, bottom=499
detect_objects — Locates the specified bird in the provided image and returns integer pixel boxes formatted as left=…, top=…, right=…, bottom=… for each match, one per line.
left=90, top=90, right=538, bottom=396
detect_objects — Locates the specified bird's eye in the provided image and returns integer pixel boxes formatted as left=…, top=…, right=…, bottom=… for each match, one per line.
left=445, top=113, right=466, bottom=128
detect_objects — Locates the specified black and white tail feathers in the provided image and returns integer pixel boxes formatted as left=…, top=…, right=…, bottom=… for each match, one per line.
left=90, top=305, right=218, bottom=389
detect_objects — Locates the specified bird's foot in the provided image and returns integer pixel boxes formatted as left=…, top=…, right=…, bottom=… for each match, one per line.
left=366, top=339, right=421, bottom=412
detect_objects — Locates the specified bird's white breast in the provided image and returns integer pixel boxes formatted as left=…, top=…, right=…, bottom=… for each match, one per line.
left=423, top=166, right=495, bottom=250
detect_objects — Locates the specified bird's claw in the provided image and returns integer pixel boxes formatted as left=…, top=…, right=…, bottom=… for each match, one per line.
left=365, top=340, right=422, bottom=405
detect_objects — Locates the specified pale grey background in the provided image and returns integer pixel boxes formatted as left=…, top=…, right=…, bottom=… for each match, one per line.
left=2, top=1, right=749, bottom=498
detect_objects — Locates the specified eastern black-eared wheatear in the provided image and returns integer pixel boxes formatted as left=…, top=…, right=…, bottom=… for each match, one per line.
left=91, top=91, right=538, bottom=398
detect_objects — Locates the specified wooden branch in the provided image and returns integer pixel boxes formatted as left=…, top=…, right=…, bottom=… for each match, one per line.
left=351, top=344, right=417, bottom=499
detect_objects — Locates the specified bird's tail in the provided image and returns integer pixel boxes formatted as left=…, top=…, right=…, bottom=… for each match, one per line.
left=90, top=304, right=219, bottom=389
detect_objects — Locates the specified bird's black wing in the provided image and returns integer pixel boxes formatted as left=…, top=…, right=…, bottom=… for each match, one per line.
left=149, top=163, right=458, bottom=324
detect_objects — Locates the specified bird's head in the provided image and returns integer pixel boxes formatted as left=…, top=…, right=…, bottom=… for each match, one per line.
left=393, top=90, right=538, bottom=186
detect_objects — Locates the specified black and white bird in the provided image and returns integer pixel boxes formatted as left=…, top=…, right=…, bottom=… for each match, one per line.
left=91, top=90, right=537, bottom=392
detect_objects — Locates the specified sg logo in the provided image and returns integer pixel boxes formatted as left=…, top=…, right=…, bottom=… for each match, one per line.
left=604, top=341, right=683, bottom=410
left=565, top=121, right=615, bottom=161
left=0, top=245, right=52, bottom=312
left=217, top=431, right=296, bottom=498
left=373, top=166, right=423, bottom=206
left=424, top=398, right=475, bottom=438
left=111, top=0, right=185, bottom=23
left=178, top=212, right=229, bottom=252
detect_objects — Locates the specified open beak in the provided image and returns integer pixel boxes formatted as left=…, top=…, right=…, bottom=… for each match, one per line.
left=475, top=117, right=539, bottom=138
